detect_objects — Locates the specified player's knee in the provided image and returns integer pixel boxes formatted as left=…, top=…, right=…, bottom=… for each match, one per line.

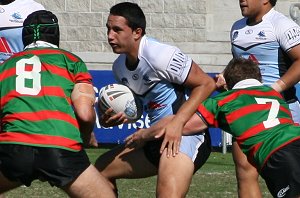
left=156, top=176, right=188, bottom=198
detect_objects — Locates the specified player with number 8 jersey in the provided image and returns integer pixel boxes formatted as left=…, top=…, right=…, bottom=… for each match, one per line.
left=0, top=10, right=115, bottom=197
left=0, top=45, right=92, bottom=151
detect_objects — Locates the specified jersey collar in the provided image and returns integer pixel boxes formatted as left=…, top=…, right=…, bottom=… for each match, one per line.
left=24, top=41, right=58, bottom=49
left=232, top=79, right=263, bottom=89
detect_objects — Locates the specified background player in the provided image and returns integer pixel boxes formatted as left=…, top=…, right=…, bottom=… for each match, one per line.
left=127, top=57, right=300, bottom=198
left=0, top=0, right=44, bottom=63
left=95, top=2, right=216, bottom=197
left=224, top=0, right=300, bottom=196
left=0, top=10, right=115, bottom=198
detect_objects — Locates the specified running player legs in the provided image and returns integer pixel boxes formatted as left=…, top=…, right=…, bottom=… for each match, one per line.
left=62, top=165, right=115, bottom=198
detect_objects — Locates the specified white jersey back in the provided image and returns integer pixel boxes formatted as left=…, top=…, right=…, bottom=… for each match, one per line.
left=113, top=36, right=192, bottom=124
left=231, top=8, right=300, bottom=102
left=0, top=0, right=44, bottom=63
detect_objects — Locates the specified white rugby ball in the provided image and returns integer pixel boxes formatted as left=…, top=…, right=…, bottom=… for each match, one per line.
left=98, top=83, right=143, bottom=122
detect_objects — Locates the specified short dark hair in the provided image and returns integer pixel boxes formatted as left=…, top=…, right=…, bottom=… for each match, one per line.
left=223, top=58, right=262, bottom=90
left=110, top=2, right=146, bottom=36
left=270, top=0, right=277, bottom=7
left=22, top=10, right=60, bottom=47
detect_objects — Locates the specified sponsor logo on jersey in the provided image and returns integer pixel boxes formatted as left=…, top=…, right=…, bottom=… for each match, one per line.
left=146, top=101, right=166, bottom=110
left=277, top=185, right=290, bottom=198
left=0, top=37, right=12, bottom=53
left=167, top=51, right=187, bottom=77
left=285, top=26, right=300, bottom=45
left=142, top=74, right=152, bottom=85
left=132, top=73, right=139, bottom=80
left=248, top=54, right=259, bottom=64
left=245, top=29, right=253, bottom=34
left=255, top=31, right=267, bottom=40
left=232, top=31, right=239, bottom=41
left=121, top=78, right=129, bottom=86
left=10, top=12, right=23, bottom=23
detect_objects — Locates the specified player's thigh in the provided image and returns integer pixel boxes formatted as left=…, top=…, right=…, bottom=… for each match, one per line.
left=0, top=172, right=21, bottom=193
left=95, top=145, right=157, bottom=179
left=157, top=152, right=194, bottom=196
left=62, top=165, right=115, bottom=198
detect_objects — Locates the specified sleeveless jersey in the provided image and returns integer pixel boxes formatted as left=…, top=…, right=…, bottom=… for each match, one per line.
left=0, top=0, right=44, bottom=63
left=197, top=79, right=300, bottom=171
left=113, top=36, right=192, bottom=124
left=0, top=42, right=92, bottom=151
left=230, top=8, right=300, bottom=102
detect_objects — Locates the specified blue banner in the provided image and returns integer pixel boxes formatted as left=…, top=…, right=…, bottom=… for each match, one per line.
left=91, top=70, right=222, bottom=147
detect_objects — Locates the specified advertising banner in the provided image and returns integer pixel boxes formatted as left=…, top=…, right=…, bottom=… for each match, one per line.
left=91, top=70, right=225, bottom=147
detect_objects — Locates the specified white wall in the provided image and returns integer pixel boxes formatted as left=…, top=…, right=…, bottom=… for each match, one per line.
left=35, top=0, right=300, bottom=72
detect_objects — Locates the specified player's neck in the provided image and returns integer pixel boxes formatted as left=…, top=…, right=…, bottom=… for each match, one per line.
left=246, top=6, right=272, bottom=26
left=125, top=57, right=139, bottom=71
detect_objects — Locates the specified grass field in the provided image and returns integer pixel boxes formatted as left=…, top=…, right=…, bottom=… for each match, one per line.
left=3, top=147, right=272, bottom=198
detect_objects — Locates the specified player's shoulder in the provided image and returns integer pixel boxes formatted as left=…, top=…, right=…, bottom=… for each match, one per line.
left=112, top=54, right=126, bottom=69
left=231, top=17, right=247, bottom=30
left=58, top=48, right=84, bottom=63
left=140, top=36, right=181, bottom=67
left=264, top=9, right=295, bottom=27
left=7, top=0, right=45, bottom=12
left=141, top=36, right=179, bottom=57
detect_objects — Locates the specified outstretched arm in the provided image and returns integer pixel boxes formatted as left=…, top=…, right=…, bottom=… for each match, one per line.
left=125, top=113, right=208, bottom=148
left=159, top=61, right=215, bottom=157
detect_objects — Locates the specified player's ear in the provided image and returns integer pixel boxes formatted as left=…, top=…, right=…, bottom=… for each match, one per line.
left=133, top=28, right=143, bottom=40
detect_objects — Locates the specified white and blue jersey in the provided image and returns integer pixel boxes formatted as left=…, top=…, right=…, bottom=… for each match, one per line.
left=231, top=8, right=300, bottom=123
left=113, top=36, right=209, bottom=164
left=0, top=0, right=44, bottom=63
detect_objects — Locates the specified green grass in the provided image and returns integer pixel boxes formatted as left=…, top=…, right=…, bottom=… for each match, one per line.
left=3, top=148, right=272, bottom=198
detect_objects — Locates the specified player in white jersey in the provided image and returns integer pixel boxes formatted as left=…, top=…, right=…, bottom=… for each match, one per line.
left=0, top=0, right=44, bottom=63
left=225, top=0, right=300, bottom=197
left=95, top=2, right=216, bottom=197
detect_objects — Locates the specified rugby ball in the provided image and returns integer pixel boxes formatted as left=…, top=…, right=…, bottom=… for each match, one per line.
left=98, top=83, right=143, bottom=122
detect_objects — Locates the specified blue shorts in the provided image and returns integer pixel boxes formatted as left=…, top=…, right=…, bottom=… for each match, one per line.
left=288, top=100, right=300, bottom=124
left=143, top=130, right=211, bottom=172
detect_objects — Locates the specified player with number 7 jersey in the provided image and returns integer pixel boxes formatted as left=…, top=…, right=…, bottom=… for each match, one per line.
left=198, top=83, right=300, bottom=171
left=0, top=43, right=93, bottom=151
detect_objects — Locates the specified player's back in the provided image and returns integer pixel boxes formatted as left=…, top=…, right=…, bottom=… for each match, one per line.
left=208, top=85, right=300, bottom=170
left=0, top=45, right=91, bottom=151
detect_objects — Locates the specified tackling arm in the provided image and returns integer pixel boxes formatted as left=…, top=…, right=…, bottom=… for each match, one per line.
left=125, top=113, right=208, bottom=147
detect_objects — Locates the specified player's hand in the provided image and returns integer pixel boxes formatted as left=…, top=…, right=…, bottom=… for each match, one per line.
left=99, top=108, right=127, bottom=127
left=214, top=73, right=228, bottom=91
left=124, top=128, right=145, bottom=149
left=159, top=118, right=183, bottom=158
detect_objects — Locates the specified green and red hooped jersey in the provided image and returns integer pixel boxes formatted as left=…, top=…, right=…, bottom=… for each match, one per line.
left=197, top=85, right=300, bottom=171
left=0, top=47, right=93, bottom=151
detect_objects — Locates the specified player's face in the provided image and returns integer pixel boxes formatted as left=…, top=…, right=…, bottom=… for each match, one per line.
left=106, top=14, right=136, bottom=54
left=239, top=0, right=266, bottom=22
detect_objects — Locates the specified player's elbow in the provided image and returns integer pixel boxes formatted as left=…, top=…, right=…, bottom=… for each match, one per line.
left=206, top=77, right=217, bottom=92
